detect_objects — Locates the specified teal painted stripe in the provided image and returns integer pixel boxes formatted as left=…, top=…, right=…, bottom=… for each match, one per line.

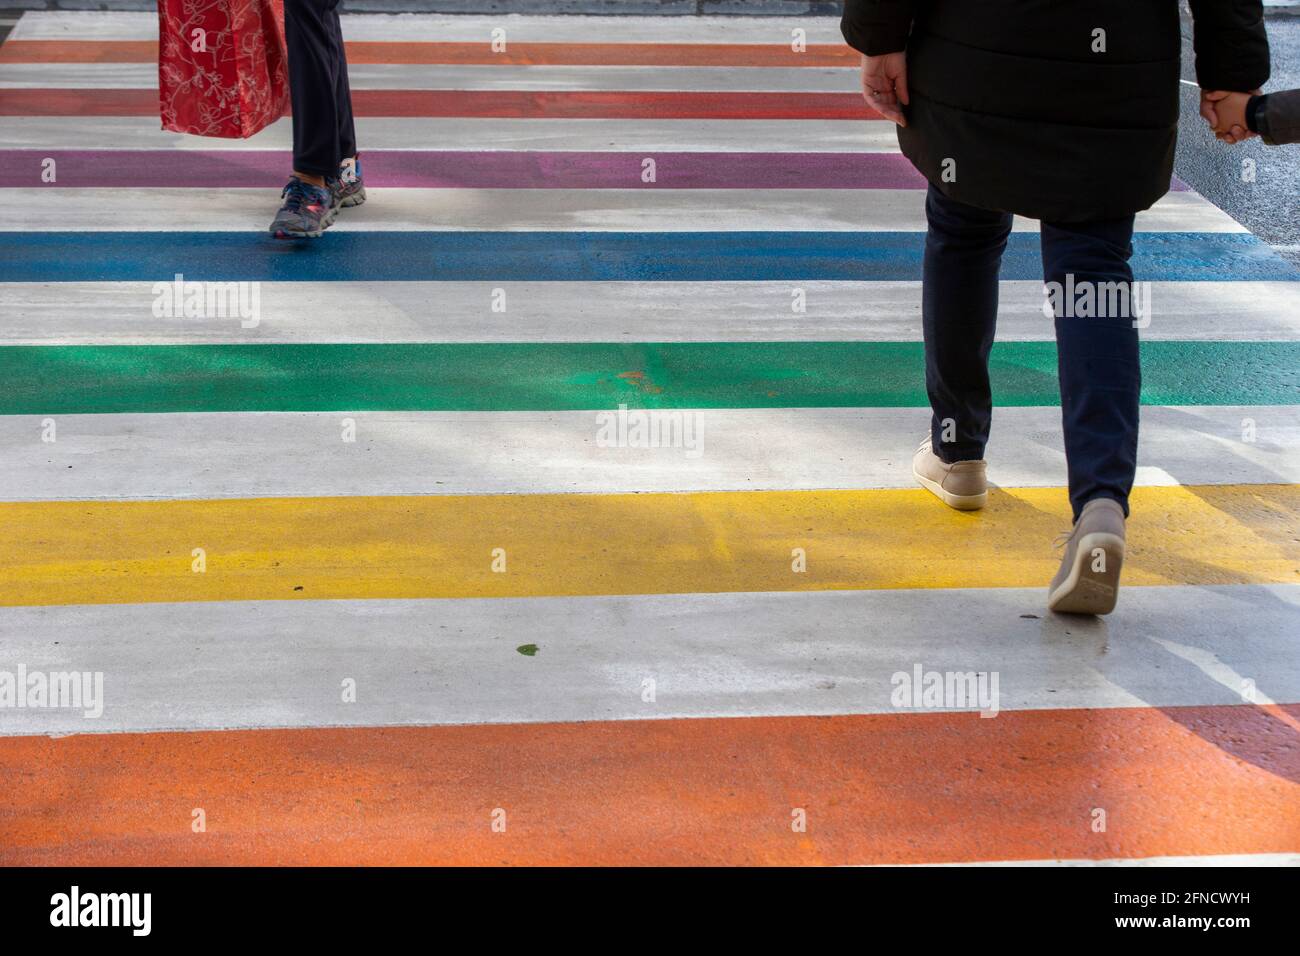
left=1, top=342, right=1295, bottom=414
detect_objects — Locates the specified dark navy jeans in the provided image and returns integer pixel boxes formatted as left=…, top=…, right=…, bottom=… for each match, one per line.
left=921, top=185, right=1140, bottom=521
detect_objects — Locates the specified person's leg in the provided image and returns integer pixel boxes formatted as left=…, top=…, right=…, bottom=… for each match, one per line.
left=921, top=183, right=1013, bottom=464
left=327, top=0, right=366, bottom=207
left=1041, top=216, right=1140, bottom=522
left=1042, top=214, right=1139, bottom=615
left=284, top=0, right=345, bottom=181
left=329, top=0, right=357, bottom=165
left=273, top=0, right=348, bottom=237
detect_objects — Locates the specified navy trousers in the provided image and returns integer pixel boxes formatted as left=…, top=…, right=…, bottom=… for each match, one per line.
left=284, top=0, right=357, bottom=177
left=921, top=185, right=1140, bottom=521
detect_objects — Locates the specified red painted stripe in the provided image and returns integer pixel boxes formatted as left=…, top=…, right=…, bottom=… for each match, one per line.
left=0, top=88, right=874, bottom=120
left=2, top=704, right=1296, bottom=865
left=0, top=39, right=859, bottom=67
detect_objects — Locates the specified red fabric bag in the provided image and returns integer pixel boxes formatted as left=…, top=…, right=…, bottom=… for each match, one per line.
left=157, top=0, right=289, bottom=138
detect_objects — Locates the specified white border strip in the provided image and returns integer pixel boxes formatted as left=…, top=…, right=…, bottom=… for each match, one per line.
left=0, top=583, right=1294, bottom=736
left=0, top=116, right=903, bottom=152
left=0, top=187, right=1244, bottom=234
left=0, top=62, right=859, bottom=93
left=3, top=280, right=1293, bottom=344
left=2, top=406, right=1294, bottom=501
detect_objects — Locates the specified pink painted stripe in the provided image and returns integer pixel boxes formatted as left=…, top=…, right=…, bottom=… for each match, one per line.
left=0, top=150, right=1189, bottom=191
left=1, top=149, right=921, bottom=188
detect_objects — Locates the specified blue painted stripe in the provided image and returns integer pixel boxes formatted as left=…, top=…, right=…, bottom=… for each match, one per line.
left=1, top=232, right=1295, bottom=282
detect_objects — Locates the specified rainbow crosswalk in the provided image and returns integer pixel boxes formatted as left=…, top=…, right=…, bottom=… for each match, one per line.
left=0, top=12, right=1297, bottom=867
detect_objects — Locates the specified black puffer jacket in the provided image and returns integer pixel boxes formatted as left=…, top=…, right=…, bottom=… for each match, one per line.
left=841, top=0, right=1271, bottom=221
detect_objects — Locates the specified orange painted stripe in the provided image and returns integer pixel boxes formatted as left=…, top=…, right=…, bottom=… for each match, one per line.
left=0, top=39, right=162, bottom=64
left=3, top=704, right=1296, bottom=865
left=0, top=88, right=872, bottom=120
left=0, top=39, right=859, bottom=67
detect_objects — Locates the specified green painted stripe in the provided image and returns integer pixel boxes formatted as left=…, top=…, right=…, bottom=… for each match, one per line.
left=0, top=342, right=1295, bottom=414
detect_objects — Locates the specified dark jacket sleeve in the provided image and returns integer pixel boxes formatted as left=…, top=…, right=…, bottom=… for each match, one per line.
left=1187, top=0, right=1270, bottom=91
left=1254, top=88, right=1300, bottom=146
left=840, top=0, right=915, bottom=56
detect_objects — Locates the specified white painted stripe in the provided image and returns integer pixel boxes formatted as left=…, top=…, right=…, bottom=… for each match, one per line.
left=9, top=12, right=849, bottom=44
left=0, top=583, right=1294, bottom=736
left=0, top=116, right=902, bottom=152
left=878, top=853, right=1300, bottom=867
left=1, top=406, right=1293, bottom=502
left=0, top=62, right=859, bottom=93
left=0, top=187, right=1244, bottom=234
left=3, top=280, right=1293, bottom=345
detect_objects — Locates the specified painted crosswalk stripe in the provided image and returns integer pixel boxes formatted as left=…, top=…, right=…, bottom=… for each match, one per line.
left=2, top=342, right=1295, bottom=414
left=0, top=149, right=1197, bottom=192
left=1, top=704, right=1294, bottom=866
left=0, top=39, right=862, bottom=67
left=0, top=189, right=1236, bottom=233
left=0, top=116, right=927, bottom=151
left=0, top=189, right=1238, bottom=234
left=1, top=585, right=1296, bottom=736
left=5, top=232, right=1293, bottom=282
left=5, top=12, right=853, bottom=45
left=3, top=406, right=1293, bottom=501
left=0, top=88, right=880, bottom=119
left=4, top=280, right=1293, bottom=344
left=0, top=148, right=937, bottom=189
left=0, top=63, right=865, bottom=92
left=1, top=484, right=1295, bottom=608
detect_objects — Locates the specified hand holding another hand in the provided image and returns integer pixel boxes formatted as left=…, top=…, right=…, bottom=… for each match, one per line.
left=1200, top=89, right=1258, bottom=144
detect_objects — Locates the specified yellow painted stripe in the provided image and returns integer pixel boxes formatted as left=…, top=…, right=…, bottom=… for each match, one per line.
left=1, top=485, right=1296, bottom=607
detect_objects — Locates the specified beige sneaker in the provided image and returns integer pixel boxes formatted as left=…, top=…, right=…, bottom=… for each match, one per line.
left=1047, top=498, right=1126, bottom=615
left=912, top=436, right=987, bottom=510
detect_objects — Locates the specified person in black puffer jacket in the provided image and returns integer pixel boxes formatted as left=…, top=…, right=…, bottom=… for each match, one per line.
left=841, top=0, right=1270, bottom=615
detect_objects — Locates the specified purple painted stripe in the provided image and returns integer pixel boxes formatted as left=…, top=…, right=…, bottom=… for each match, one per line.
left=0, top=149, right=1191, bottom=192
left=6, top=150, right=924, bottom=189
